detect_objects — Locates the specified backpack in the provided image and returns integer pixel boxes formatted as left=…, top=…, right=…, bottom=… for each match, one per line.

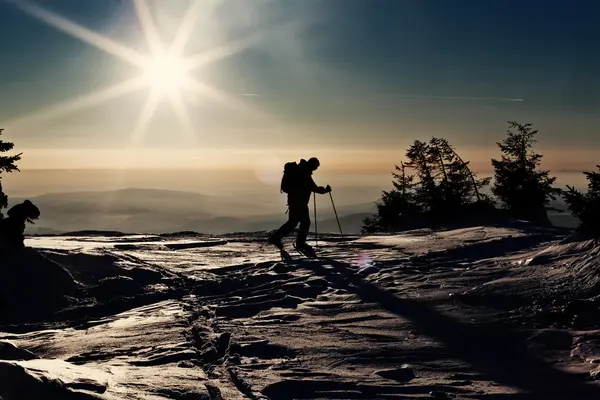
left=280, top=161, right=300, bottom=194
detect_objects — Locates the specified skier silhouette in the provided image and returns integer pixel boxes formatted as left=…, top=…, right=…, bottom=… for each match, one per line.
left=268, top=157, right=331, bottom=254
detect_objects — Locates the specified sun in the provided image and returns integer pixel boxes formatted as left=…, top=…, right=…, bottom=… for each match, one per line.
left=142, top=53, right=188, bottom=95
left=5, top=0, right=272, bottom=143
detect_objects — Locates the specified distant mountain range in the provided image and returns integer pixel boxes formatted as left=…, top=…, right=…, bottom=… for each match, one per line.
left=8, top=188, right=578, bottom=235
left=9, top=188, right=377, bottom=235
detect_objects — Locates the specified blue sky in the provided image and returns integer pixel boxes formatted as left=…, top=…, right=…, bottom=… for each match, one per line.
left=0, top=0, right=598, bottom=170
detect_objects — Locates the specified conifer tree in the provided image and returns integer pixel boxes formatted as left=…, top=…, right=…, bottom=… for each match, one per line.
left=406, top=140, right=438, bottom=213
left=0, top=129, right=22, bottom=218
left=491, top=121, right=559, bottom=223
left=362, top=162, right=417, bottom=233
left=425, top=137, right=452, bottom=212
left=441, top=139, right=492, bottom=204
left=562, top=166, right=600, bottom=238
left=426, top=137, right=490, bottom=212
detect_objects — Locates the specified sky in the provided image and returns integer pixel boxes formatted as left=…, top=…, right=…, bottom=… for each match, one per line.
left=0, top=0, right=599, bottom=190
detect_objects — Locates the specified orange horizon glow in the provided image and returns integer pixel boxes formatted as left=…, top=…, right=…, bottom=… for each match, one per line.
left=10, top=146, right=600, bottom=174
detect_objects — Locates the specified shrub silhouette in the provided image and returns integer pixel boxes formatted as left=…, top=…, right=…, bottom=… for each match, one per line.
left=491, top=121, right=560, bottom=225
left=0, top=129, right=22, bottom=219
left=363, top=137, right=491, bottom=232
left=562, top=166, right=600, bottom=239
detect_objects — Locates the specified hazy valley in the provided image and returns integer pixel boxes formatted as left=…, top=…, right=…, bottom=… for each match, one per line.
left=8, top=187, right=577, bottom=236
left=9, top=188, right=378, bottom=235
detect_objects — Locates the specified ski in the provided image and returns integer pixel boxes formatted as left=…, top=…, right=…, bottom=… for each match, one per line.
left=269, top=241, right=318, bottom=264
left=278, top=248, right=316, bottom=264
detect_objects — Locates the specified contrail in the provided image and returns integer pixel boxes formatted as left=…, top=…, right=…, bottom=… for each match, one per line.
left=237, top=93, right=522, bottom=102
left=384, top=94, right=524, bottom=102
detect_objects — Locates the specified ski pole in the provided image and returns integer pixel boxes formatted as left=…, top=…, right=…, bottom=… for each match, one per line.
left=329, top=191, right=343, bottom=237
left=313, top=192, right=318, bottom=249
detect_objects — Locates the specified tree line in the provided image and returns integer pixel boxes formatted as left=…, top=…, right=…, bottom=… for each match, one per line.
left=363, top=121, right=600, bottom=239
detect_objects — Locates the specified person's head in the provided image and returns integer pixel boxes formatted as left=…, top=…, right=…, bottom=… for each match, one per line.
left=307, top=157, right=320, bottom=171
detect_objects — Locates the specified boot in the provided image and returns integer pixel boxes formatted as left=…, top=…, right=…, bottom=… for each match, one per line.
left=294, top=241, right=316, bottom=257
left=267, top=234, right=284, bottom=250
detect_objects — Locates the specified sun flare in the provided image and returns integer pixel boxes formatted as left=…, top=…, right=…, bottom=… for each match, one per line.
left=6, top=0, right=271, bottom=144
left=143, top=53, right=188, bottom=95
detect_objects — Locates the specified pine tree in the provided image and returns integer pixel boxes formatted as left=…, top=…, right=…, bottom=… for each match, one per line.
left=406, top=140, right=438, bottom=213
left=491, top=121, right=559, bottom=223
left=0, top=129, right=22, bottom=218
left=362, top=162, right=418, bottom=233
left=442, top=139, right=492, bottom=205
left=426, top=137, right=489, bottom=213
left=425, top=137, right=452, bottom=213
left=411, top=137, right=491, bottom=217
left=391, top=161, right=415, bottom=198
left=562, top=166, right=600, bottom=238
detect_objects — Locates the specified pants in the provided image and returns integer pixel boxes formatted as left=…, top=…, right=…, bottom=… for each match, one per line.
left=272, top=203, right=311, bottom=245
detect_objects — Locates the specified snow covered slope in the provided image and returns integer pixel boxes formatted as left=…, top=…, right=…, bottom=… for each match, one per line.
left=2, top=225, right=600, bottom=399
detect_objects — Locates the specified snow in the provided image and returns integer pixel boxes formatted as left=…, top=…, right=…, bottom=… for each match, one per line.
left=3, top=225, right=600, bottom=398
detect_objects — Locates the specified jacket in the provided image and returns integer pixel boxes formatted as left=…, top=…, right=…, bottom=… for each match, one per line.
left=287, top=159, right=328, bottom=206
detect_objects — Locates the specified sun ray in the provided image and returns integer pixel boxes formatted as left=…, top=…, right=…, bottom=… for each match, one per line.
left=183, top=31, right=264, bottom=72
left=169, top=92, right=197, bottom=144
left=170, top=0, right=211, bottom=58
left=8, top=0, right=149, bottom=68
left=182, top=20, right=300, bottom=73
left=132, top=0, right=164, bottom=55
left=184, top=77, right=274, bottom=124
left=128, top=89, right=161, bottom=146
left=2, top=78, right=147, bottom=128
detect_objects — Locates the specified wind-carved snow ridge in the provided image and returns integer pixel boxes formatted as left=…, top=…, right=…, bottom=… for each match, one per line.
left=3, top=226, right=600, bottom=399
left=526, top=238, right=600, bottom=296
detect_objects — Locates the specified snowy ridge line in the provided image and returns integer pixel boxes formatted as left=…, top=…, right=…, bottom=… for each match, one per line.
left=409, top=231, right=564, bottom=265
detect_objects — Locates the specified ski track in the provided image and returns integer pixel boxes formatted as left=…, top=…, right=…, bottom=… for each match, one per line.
left=1, top=227, right=600, bottom=399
